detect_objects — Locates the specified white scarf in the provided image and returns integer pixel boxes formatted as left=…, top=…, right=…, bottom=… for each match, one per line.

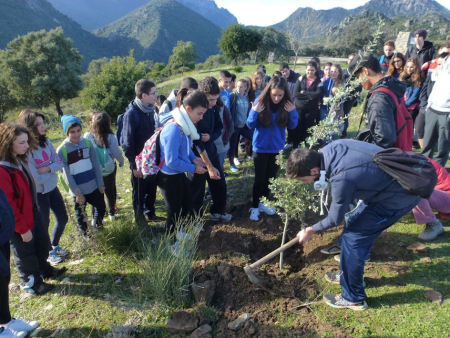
left=172, top=106, right=200, bottom=141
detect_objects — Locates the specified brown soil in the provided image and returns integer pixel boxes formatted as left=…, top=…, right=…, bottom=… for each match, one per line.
left=193, top=204, right=344, bottom=337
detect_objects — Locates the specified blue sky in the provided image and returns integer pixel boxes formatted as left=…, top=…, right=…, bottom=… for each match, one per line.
left=215, top=0, right=450, bottom=26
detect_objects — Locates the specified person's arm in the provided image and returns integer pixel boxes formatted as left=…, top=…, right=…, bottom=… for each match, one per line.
left=287, top=106, right=299, bottom=130
left=246, top=108, right=259, bottom=129
left=161, top=124, right=196, bottom=173
left=121, top=111, right=137, bottom=170
left=210, top=108, right=223, bottom=142
left=405, top=86, right=420, bottom=107
left=108, top=134, right=125, bottom=167
left=87, top=139, right=104, bottom=189
left=294, top=78, right=308, bottom=100
left=48, top=141, right=64, bottom=173
left=26, top=153, right=50, bottom=186
left=419, top=75, right=430, bottom=113
left=367, top=92, right=397, bottom=148
left=306, top=82, right=324, bottom=101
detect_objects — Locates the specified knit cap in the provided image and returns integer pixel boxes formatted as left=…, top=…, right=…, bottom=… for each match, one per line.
left=414, top=29, right=427, bottom=39
left=61, top=115, right=82, bottom=135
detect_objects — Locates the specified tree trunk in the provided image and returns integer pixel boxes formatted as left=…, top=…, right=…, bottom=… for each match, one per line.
left=55, top=99, right=63, bottom=116
left=293, top=52, right=298, bottom=72
left=279, top=214, right=289, bottom=270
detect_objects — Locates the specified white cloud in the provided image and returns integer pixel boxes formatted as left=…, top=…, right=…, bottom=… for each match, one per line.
left=215, top=0, right=450, bottom=26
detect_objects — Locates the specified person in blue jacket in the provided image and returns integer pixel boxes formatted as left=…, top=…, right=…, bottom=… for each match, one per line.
left=400, top=57, right=422, bottom=124
left=289, top=139, right=420, bottom=310
left=247, top=76, right=298, bottom=221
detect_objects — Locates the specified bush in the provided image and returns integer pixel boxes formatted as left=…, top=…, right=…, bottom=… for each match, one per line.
left=203, top=54, right=227, bottom=69
left=231, top=65, right=243, bottom=73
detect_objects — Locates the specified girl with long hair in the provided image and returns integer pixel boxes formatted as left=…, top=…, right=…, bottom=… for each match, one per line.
left=247, top=76, right=298, bottom=221
left=85, top=112, right=124, bottom=221
left=18, top=110, right=69, bottom=265
left=400, top=57, right=422, bottom=121
left=252, top=71, right=265, bottom=99
left=387, top=52, right=406, bottom=79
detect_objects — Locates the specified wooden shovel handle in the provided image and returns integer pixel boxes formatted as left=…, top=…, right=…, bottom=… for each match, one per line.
left=248, top=237, right=299, bottom=270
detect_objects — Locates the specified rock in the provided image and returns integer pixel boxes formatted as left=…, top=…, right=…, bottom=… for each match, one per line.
left=406, top=242, right=427, bottom=252
left=227, top=313, right=250, bottom=331
left=420, top=257, right=432, bottom=264
left=189, top=324, right=212, bottom=338
left=217, top=264, right=232, bottom=281
left=166, top=309, right=199, bottom=333
left=425, top=290, right=443, bottom=305
left=192, top=280, right=216, bottom=305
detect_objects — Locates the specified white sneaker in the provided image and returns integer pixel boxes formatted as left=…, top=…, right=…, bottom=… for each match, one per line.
left=258, top=202, right=276, bottom=215
left=4, top=318, right=39, bottom=334
left=418, top=219, right=444, bottom=241
left=0, top=327, right=25, bottom=337
left=249, top=208, right=260, bottom=221
left=233, top=157, right=240, bottom=166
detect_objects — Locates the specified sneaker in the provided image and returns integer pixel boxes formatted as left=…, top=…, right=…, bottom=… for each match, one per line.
left=210, top=213, right=233, bottom=222
left=4, top=318, right=39, bottom=334
left=320, top=243, right=341, bottom=255
left=258, top=202, right=276, bottom=216
left=0, top=327, right=25, bottom=337
left=47, top=251, right=63, bottom=266
left=418, top=219, right=444, bottom=241
left=42, top=266, right=67, bottom=279
left=323, top=293, right=368, bottom=311
left=324, top=272, right=366, bottom=287
left=233, top=157, right=240, bottom=166
left=22, top=281, right=54, bottom=296
left=249, top=208, right=260, bottom=221
left=52, top=246, right=69, bottom=258
left=230, top=164, right=239, bottom=173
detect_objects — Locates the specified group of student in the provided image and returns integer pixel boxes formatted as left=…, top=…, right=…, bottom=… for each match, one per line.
left=0, top=31, right=449, bottom=333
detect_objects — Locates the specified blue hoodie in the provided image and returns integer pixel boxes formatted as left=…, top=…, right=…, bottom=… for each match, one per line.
left=312, top=139, right=420, bottom=233
left=246, top=104, right=298, bottom=153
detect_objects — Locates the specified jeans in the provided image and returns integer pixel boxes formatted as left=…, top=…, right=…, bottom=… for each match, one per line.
left=37, top=188, right=68, bottom=247
left=339, top=199, right=419, bottom=303
left=72, top=189, right=106, bottom=233
left=252, top=152, right=278, bottom=208
left=412, top=189, right=450, bottom=224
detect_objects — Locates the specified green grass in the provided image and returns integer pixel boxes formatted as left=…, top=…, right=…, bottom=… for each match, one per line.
left=5, top=64, right=450, bottom=337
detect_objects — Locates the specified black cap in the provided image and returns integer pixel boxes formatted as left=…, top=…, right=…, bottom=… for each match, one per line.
left=348, top=52, right=380, bottom=77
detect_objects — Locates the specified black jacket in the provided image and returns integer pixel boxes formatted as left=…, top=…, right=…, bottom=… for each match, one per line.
left=419, top=72, right=436, bottom=114
left=406, top=41, right=435, bottom=66
left=357, top=76, right=406, bottom=149
left=193, top=105, right=223, bottom=162
left=286, top=70, right=300, bottom=98
left=293, top=76, right=323, bottom=116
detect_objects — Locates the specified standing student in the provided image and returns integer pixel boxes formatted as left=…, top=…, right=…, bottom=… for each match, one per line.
left=155, top=90, right=208, bottom=235
left=229, top=73, right=237, bottom=91
left=0, top=188, right=40, bottom=336
left=0, top=123, right=65, bottom=295
left=85, top=112, right=124, bottom=221
left=379, top=40, right=396, bottom=75
left=247, top=76, right=298, bottom=221
left=400, top=57, right=422, bottom=125
left=387, top=52, right=406, bottom=79
left=18, top=110, right=69, bottom=266
left=280, top=62, right=300, bottom=99
left=257, top=64, right=271, bottom=85
left=212, top=94, right=233, bottom=172
left=57, top=115, right=106, bottom=235
left=121, top=79, right=157, bottom=225
left=310, top=57, right=324, bottom=79
left=322, top=62, right=332, bottom=82
left=228, top=79, right=252, bottom=172
left=320, top=67, right=334, bottom=120
left=291, top=61, right=324, bottom=148
left=252, top=71, right=266, bottom=100
left=406, top=29, right=435, bottom=67
left=218, top=70, right=232, bottom=111
left=330, top=64, right=345, bottom=121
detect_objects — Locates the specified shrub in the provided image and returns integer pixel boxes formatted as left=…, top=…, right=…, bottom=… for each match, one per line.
left=231, top=65, right=243, bottom=73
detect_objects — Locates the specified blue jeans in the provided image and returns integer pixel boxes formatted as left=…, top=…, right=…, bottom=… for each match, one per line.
left=37, top=188, right=68, bottom=247
left=339, top=199, right=419, bottom=303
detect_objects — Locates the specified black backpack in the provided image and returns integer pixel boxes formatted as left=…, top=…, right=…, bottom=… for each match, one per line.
left=373, top=148, right=437, bottom=198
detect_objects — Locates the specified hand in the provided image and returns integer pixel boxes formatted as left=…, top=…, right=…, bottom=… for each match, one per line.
left=252, top=100, right=265, bottom=113
left=193, top=158, right=206, bottom=168
left=37, top=167, right=51, bottom=174
left=21, top=230, right=33, bottom=243
left=284, top=101, right=295, bottom=112
left=208, top=166, right=221, bottom=180
left=297, top=227, right=315, bottom=244
left=76, top=194, right=86, bottom=205
left=195, top=165, right=207, bottom=174
left=98, top=186, right=105, bottom=194
left=133, top=169, right=143, bottom=178
left=201, top=133, right=210, bottom=142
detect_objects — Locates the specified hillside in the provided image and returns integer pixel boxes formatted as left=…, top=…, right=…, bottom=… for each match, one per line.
left=94, top=0, right=222, bottom=63
left=360, top=0, right=450, bottom=20
left=0, top=0, right=131, bottom=69
left=176, top=0, right=237, bottom=28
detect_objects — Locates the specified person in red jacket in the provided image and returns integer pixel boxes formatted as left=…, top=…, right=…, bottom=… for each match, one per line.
left=0, top=123, right=65, bottom=295
left=412, top=159, right=449, bottom=240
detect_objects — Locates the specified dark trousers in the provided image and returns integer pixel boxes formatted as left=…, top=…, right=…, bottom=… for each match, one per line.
left=0, top=243, right=11, bottom=324
left=191, top=160, right=227, bottom=215
left=157, top=172, right=193, bottom=233
left=342, top=98, right=356, bottom=138
left=103, top=166, right=117, bottom=216
left=9, top=209, right=51, bottom=285
left=73, top=189, right=106, bottom=233
left=421, top=109, right=450, bottom=167
left=37, top=188, right=68, bottom=247
left=228, top=126, right=253, bottom=162
left=252, top=152, right=278, bottom=208
left=339, top=200, right=419, bottom=303
left=131, top=173, right=157, bottom=223
left=290, top=110, right=320, bottom=148
left=415, top=111, right=426, bottom=139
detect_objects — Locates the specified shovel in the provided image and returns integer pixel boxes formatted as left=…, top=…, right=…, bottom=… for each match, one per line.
left=244, top=237, right=299, bottom=290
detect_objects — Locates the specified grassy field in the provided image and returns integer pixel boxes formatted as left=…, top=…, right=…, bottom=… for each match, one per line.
left=5, top=65, right=450, bottom=337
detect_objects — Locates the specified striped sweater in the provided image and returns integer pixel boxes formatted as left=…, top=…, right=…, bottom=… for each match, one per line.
left=57, top=138, right=104, bottom=196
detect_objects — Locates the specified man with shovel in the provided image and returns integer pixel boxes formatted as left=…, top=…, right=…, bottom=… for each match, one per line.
left=287, top=139, right=420, bottom=310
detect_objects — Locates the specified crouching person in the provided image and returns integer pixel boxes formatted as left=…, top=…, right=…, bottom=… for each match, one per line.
left=287, top=139, right=420, bottom=310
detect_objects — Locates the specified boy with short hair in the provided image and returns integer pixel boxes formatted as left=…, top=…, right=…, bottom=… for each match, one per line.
left=379, top=40, right=395, bottom=74
left=218, top=70, right=232, bottom=110
left=57, top=115, right=106, bottom=236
